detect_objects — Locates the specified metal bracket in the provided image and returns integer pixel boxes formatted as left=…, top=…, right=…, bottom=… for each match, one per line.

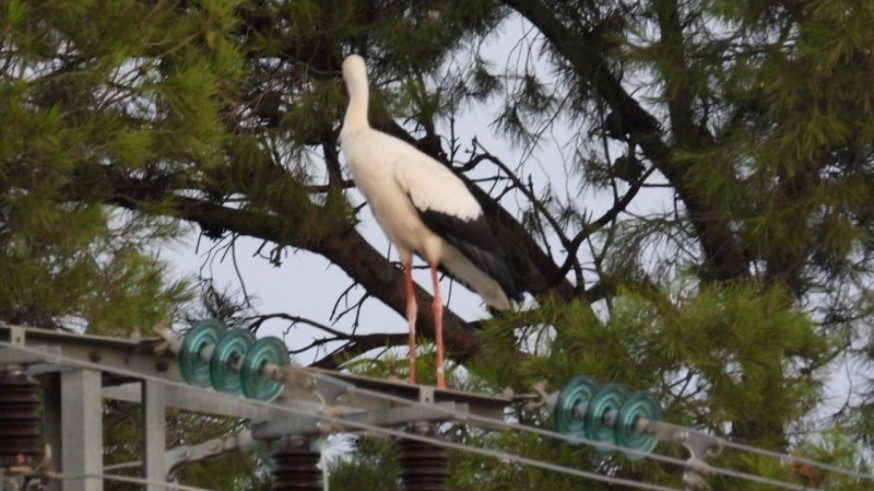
left=165, top=430, right=254, bottom=476
left=418, top=385, right=435, bottom=405
left=0, top=346, right=57, bottom=367
left=8, top=326, right=25, bottom=347
left=643, top=421, right=722, bottom=490
left=0, top=327, right=37, bottom=369
left=282, top=366, right=354, bottom=406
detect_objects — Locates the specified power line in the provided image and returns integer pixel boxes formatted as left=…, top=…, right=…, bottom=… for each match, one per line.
left=54, top=472, right=213, bottom=491
left=1, top=341, right=682, bottom=491
left=306, top=371, right=838, bottom=490
left=721, top=438, right=873, bottom=482
left=4, top=340, right=860, bottom=490
left=155, top=321, right=874, bottom=485
left=0, top=341, right=832, bottom=491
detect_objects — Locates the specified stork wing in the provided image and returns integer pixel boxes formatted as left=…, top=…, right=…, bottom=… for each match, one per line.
left=393, top=154, right=481, bottom=220
left=394, top=154, right=520, bottom=302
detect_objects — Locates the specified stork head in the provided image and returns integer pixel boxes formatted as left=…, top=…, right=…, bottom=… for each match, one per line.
left=342, top=55, right=368, bottom=92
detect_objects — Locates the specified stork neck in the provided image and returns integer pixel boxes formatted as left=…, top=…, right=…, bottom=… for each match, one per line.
left=343, top=75, right=370, bottom=132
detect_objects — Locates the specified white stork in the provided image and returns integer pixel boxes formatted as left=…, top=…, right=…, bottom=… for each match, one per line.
left=339, top=54, right=520, bottom=389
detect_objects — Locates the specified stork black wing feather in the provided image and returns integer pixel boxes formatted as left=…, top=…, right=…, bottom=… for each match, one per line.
left=415, top=207, right=522, bottom=303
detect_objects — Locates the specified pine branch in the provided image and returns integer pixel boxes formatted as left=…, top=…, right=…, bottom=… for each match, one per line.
left=501, top=0, right=751, bottom=282
left=309, top=333, right=409, bottom=370
left=99, top=172, right=486, bottom=363
left=245, top=312, right=408, bottom=367
left=553, top=166, right=655, bottom=283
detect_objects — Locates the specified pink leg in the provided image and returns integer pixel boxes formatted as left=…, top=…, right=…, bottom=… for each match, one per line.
left=430, top=263, right=446, bottom=389
left=403, top=260, right=417, bottom=384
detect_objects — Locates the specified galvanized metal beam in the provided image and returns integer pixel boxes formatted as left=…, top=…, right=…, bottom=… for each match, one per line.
left=103, top=383, right=273, bottom=421
left=142, top=380, right=166, bottom=491
left=60, top=369, right=102, bottom=491
left=305, top=367, right=510, bottom=420
left=0, top=321, right=519, bottom=486
left=0, top=324, right=513, bottom=423
left=0, top=347, right=53, bottom=366
left=165, top=431, right=254, bottom=476
left=251, top=402, right=469, bottom=440
left=40, top=374, right=62, bottom=491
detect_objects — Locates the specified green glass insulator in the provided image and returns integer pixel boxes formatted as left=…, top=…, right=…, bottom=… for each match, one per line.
left=552, top=375, right=599, bottom=442
left=209, top=329, right=255, bottom=394
left=240, top=337, right=289, bottom=402
left=178, top=319, right=225, bottom=387
left=584, top=383, right=627, bottom=451
left=615, top=391, right=662, bottom=460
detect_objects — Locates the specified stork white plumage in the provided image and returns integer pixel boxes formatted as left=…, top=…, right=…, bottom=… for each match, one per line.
left=339, top=54, right=520, bottom=389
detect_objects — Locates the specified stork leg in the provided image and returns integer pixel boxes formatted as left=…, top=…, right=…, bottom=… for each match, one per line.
left=430, top=263, right=446, bottom=389
left=403, top=259, right=417, bottom=385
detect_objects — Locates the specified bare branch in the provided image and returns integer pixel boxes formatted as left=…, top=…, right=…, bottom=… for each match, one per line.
left=501, top=0, right=751, bottom=282
left=310, top=333, right=409, bottom=370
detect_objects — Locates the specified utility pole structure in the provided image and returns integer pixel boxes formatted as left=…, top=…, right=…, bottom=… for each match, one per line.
left=0, top=323, right=510, bottom=490
left=0, top=321, right=803, bottom=491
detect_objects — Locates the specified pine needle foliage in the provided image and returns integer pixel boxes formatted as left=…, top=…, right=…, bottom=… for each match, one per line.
left=328, top=436, right=401, bottom=491
left=6, top=0, right=874, bottom=489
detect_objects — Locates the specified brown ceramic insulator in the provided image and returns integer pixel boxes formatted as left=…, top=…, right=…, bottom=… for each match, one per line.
left=398, top=425, right=447, bottom=491
left=271, top=437, right=322, bottom=491
left=0, top=370, right=41, bottom=469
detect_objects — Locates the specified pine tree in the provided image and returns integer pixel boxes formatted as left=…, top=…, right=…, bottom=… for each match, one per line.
left=4, top=1, right=874, bottom=489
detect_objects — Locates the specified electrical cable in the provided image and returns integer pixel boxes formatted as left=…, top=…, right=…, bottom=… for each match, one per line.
left=2, top=340, right=835, bottom=490
left=1, top=341, right=682, bottom=491
left=721, top=438, right=873, bottom=481
left=53, top=472, right=213, bottom=490
left=103, top=461, right=143, bottom=472
left=312, top=370, right=678, bottom=457
left=162, top=322, right=873, bottom=485
left=304, top=370, right=843, bottom=490
left=6, top=340, right=859, bottom=490
left=344, top=382, right=815, bottom=490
